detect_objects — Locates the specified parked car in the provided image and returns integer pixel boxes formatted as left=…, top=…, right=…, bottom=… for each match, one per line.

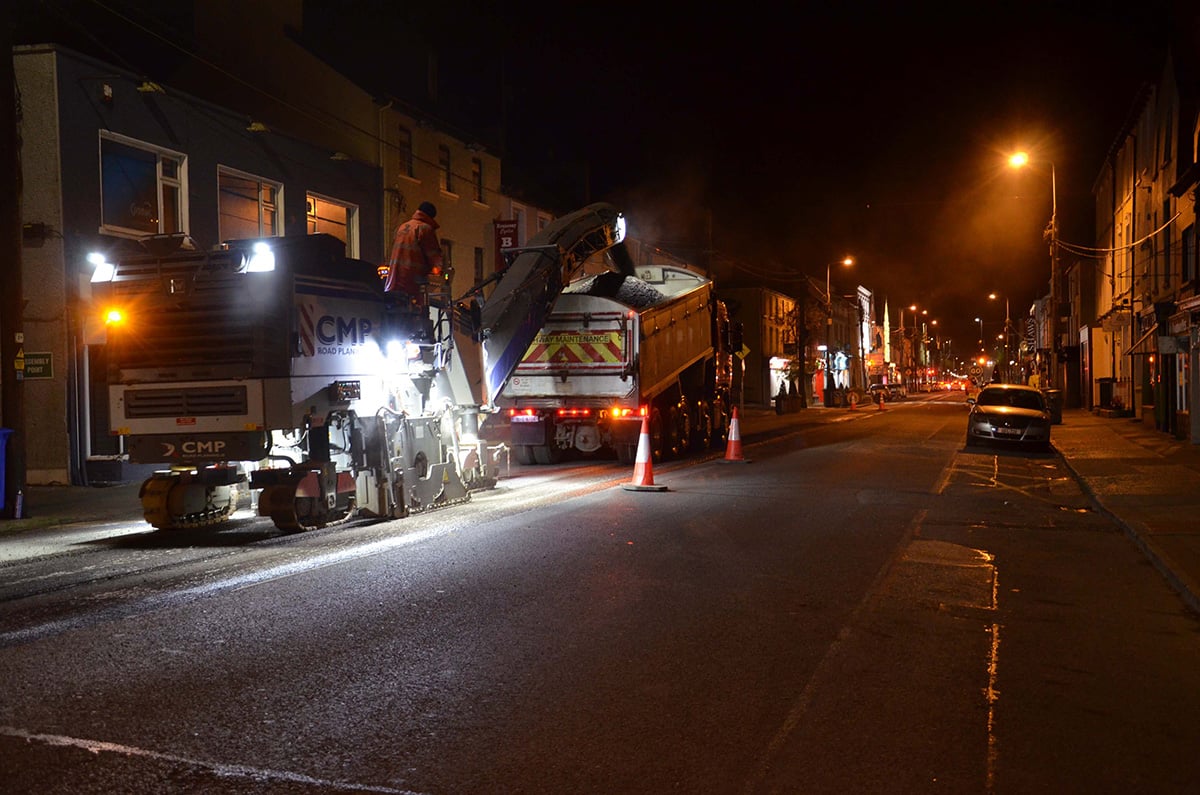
left=965, top=383, right=1052, bottom=452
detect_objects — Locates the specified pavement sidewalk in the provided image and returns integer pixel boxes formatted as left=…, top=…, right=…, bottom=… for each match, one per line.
left=1051, top=408, right=1200, bottom=615
left=3, top=406, right=1199, bottom=614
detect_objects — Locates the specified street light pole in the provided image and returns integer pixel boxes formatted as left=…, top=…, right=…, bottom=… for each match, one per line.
left=906, top=304, right=925, bottom=392
left=989, top=292, right=1012, bottom=382
left=1009, top=151, right=1058, bottom=388
left=823, top=257, right=853, bottom=401
left=1049, top=162, right=1058, bottom=389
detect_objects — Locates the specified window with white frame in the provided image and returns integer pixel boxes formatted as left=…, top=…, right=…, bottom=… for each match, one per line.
left=1176, top=354, right=1188, bottom=411
left=1161, top=200, right=1171, bottom=290
left=100, top=132, right=187, bottom=236
left=438, top=145, right=453, bottom=193
left=1183, top=224, right=1196, bottom=284
left=471, top=157, right=484, bottom=203
left=398, top=126, right=414, bottom=179
left=218, top=167, right=281, bottom=241
left=512, top=204, right=527, bottom=245
left=306, top=192, right=359, bottom=257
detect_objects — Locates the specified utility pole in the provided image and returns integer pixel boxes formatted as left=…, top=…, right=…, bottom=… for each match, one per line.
left=1, top=5, right=27, bottom=518
left=796, top=293, right=809, bottom=410
left=1047, top=163, right=1059, bottom=392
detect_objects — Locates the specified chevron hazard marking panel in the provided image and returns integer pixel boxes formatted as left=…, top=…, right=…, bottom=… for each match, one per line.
left=517, top=329, right=627, bottom=373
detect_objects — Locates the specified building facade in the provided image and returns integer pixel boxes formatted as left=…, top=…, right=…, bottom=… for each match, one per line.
left=8, top=0, right=569, bottom=486
left=13, top=45, right=383, bottom=485
left=1086, top=49, right=1198, bottom=442
left=719, top=287, right=799, bottom=408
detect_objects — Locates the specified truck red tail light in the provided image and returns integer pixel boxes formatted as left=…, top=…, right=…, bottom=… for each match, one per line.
left=555, top=408, right=591, bottom=418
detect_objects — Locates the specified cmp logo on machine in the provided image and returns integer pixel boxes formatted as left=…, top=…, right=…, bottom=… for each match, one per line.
left=297, top=300, right=375, bottom=357
left=160, top=439, right=228, bottom=458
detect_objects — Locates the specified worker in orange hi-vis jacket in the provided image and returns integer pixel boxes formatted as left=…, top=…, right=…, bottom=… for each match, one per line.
left=384, top=201, right=444, bottom=308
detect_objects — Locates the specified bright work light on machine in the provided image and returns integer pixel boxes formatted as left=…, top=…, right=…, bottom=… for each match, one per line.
left=385, top=339, right=423, bottom=362
left=242, top=241, right=276, bottom=273
left=103, top=307, right=126, bottom=325
left=614, top=213, right=627, bottom=243
left=88, top=252, right=116, bottom=282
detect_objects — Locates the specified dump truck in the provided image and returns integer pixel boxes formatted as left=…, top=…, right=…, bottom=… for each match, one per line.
left=495, top=260, right=734, bottom=464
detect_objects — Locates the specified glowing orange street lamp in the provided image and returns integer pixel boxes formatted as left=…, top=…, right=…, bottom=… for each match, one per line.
left=1008, top=150, right=1058, bottom=384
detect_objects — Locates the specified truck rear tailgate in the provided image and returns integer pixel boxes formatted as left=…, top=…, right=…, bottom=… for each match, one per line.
left=501, top=298, right=634, bottom=401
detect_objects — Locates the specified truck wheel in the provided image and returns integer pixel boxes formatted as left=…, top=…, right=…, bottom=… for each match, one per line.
left=692, top=400, right=713, bottom=451
left=616, top=444, right=636, bottom=465
left=514, top=445, right=536, bottom=465
left=670, top=404, right=691, bottom=458
left=532, top=445, right=562, bottom=465
left=711, top=399, right=730, bottom=449
left=649, top=409, right=667, bottom=462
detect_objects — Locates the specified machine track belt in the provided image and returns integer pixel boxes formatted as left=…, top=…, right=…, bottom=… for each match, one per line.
left=140, top=474, right=238, bottom=530
left=258, top=484, right=355, bottom=532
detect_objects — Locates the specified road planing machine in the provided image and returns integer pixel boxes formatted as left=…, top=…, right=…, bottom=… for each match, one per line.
left=93, top=203, right=631, bottom=531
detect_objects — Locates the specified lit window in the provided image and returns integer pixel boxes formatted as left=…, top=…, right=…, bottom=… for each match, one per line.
left=100, top=132, right=187, bottom=236
left=218, top=168, right=281, bottom=241
left=306, top=193, right=360, bottom=257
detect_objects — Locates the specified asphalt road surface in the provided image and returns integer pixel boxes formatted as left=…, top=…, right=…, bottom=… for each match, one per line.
left=2, top=396, right=1198, bottom=793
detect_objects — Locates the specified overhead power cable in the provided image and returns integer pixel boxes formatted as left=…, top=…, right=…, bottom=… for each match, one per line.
left=1054, top=212, right=1180, bottom=258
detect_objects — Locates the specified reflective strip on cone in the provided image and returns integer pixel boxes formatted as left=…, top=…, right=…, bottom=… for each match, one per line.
left=719, top=406, right=749, bottom=463
left=623, top=415, right=668, bottom=492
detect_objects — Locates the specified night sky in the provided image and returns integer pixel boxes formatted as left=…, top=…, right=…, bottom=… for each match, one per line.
left=18, top=0, right=1182, bottom=357
left=318, top=0, right=1179, bottom=359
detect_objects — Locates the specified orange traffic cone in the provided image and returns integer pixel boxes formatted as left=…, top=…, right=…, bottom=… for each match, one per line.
left=623, top=415, right=668, bottom=492
left=719, top=407, right=749, bottom=464
left=876, top=392, right=886, bottom=411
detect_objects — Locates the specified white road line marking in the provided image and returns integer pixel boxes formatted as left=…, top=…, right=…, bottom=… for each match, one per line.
left=0, top=726, right=425, bottom=793
left=740, top=509, right=928, bottom=794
